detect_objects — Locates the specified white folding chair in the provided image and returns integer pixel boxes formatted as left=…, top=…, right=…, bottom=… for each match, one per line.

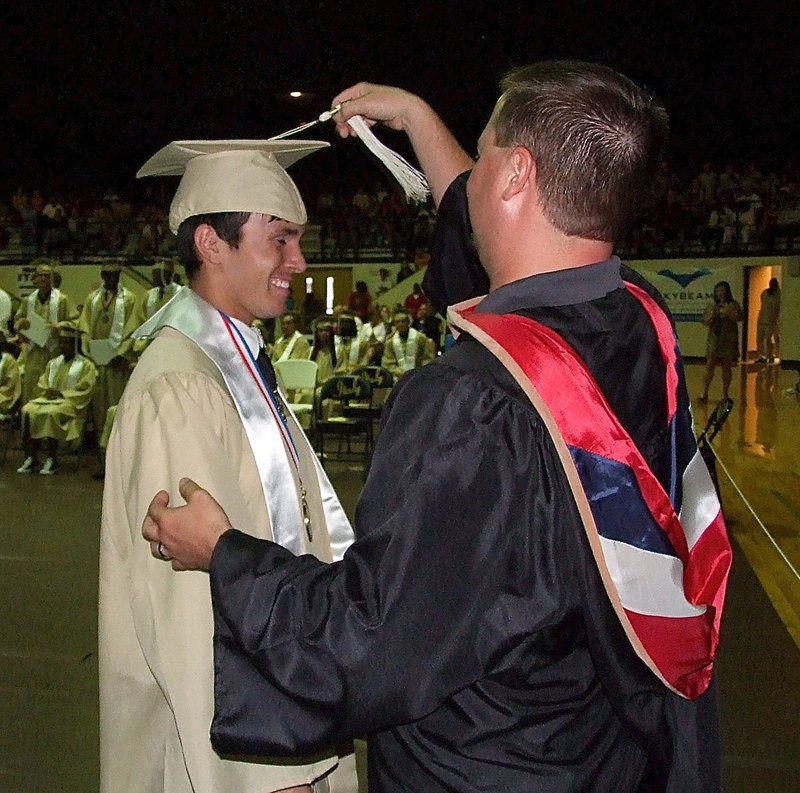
left=274, top=359, right=318, bottom=419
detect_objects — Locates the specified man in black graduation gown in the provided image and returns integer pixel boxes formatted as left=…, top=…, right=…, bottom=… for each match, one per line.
left=144, top=62, right=725, bottom=793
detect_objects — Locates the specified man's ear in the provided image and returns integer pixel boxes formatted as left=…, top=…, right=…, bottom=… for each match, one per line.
left=502, top=146, right=535, bottom=200
left=193, top=224, right=223, bottom=265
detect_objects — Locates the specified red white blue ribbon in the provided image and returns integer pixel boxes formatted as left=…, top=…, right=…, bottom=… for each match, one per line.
left=219, top=311, right=300, bottom=468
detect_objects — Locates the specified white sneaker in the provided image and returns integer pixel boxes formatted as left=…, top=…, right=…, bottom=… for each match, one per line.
left=39, top=457, right=57, bottom=476
left=17, top=456, right=36, bottom=474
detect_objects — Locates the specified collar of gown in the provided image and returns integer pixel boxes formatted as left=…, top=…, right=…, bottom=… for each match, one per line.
left=475, top=256, right=624, bottom=314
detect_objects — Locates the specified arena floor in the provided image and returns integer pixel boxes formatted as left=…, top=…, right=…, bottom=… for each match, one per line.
left=1, top=361, right=799, bottom=792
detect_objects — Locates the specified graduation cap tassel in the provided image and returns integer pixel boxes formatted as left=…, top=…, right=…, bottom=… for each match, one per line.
left=271, top=107, right=430, bottom=204
left=344, top=115, right=430, bottom=204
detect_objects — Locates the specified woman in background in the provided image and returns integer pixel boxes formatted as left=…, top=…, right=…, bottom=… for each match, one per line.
left=700, top=280, right=743, bottom=404
left=308, top=321, right=337, bottom=385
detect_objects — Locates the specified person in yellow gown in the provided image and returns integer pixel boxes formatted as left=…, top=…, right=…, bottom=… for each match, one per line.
left=17, top=321, right=97, bottom=474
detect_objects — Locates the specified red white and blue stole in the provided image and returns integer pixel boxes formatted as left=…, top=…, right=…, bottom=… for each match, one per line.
left=448, top=283, right=732, bottom=699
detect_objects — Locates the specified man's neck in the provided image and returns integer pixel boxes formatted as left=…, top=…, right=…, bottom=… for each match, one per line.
left=489, top=237, right=613, bottom=291
left=190, top=282, right=254, bottom=327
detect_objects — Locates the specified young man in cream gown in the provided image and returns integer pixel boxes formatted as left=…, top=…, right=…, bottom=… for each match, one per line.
left=98, top=140, right=355, bottom=793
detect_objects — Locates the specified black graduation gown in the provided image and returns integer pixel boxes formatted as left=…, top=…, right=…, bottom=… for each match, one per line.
left=208, top=175, right=722, bottom=793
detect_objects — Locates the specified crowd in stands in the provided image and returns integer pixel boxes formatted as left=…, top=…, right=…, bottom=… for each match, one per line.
left=2, top=178, right=438, bottom=263
left=618, top=158, right=800, bottom=256
left=5, top=157, right=800, bottom=262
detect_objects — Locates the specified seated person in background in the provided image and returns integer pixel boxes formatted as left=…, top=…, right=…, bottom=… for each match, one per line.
left=334, top=314, right=368, bottom=372
left=347, top=280, right=371, bottom=320
left=357, top=303, right=390, bottom=368
left=358, top=301, right=388, bottom=345
left=270, top=311, right=310, bottom=362
left=0, top=332, right=21, bottom=418
left=375, top=267, right=393, bottom=296
left=17, top=321, right=97, bottom=475
left=308, top=320, right=337, bottom=384
left=381, top=309, right=434, bottom=378
left=412, top=300, right=443, bottom=353
left=403, top=281, right=428, bottom=318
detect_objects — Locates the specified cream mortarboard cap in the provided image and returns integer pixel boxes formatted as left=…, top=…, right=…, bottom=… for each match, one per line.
left=33, top=261, right=54, bottom=276
left=136, top=140, right=329, bottom=234
left=55, top=320, right=82, bottom=338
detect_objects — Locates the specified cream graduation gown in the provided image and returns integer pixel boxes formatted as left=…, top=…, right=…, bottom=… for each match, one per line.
left=22, top=353, right=96, bottom=441
left=78, top=284, right=137, bottom=432
left=99, top=287, right=353, bottom=793
left=14, top=288, right=75, bottom=403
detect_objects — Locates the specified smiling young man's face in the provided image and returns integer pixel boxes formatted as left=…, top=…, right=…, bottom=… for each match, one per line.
left=214, top=214, right=306, bottom=324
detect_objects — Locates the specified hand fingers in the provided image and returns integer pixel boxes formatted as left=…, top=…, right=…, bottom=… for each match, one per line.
left=149, top=539, right=171, bottom=561
left=142, top=490, right=170, bottom=542
left=330, top=83, right=385, bottom=137
left=178, top=477, right=202, bottom=502
left=330, top=82, right=373, bottom=113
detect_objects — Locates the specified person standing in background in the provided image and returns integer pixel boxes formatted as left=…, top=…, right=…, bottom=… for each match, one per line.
left=756, top=277, right=781, bottom=364
left=700, top=280, right=743, bottom=403
left=14, top=260, right=76, bottom=405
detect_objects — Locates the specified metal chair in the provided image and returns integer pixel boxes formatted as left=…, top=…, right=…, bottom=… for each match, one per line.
left=313, top=373, right=372, bottom=468
left=350, top=366, right=395, bottom=448
left=274, top=359, right=318, bottom=420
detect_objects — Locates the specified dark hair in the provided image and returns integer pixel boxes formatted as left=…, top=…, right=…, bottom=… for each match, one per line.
left=311, top=321, right=336, bottom=366
left=494, top=60, right=669, bottom=241
left=337, top=315, right=358, bottom=339
left=713, top=281, right=734, bottom=303
left=176, top=212, right=251, bottom=280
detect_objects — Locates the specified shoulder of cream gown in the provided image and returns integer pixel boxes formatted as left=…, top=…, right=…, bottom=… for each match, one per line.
left=125, top=326, right=226, bottom=393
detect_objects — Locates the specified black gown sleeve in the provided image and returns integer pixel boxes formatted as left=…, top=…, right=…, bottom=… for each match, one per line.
left=209, top=355, right=580, bottom=758
left=422, top=171, right=489, bottom=314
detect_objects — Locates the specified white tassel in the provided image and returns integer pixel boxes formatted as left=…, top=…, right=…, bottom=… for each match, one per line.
left=344, top=115, right=430, bottom=204
left=271, top=106, right=430, bottom=204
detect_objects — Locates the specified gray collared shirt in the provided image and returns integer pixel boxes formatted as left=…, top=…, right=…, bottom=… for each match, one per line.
left=475, top=256, right=624, bottom=314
